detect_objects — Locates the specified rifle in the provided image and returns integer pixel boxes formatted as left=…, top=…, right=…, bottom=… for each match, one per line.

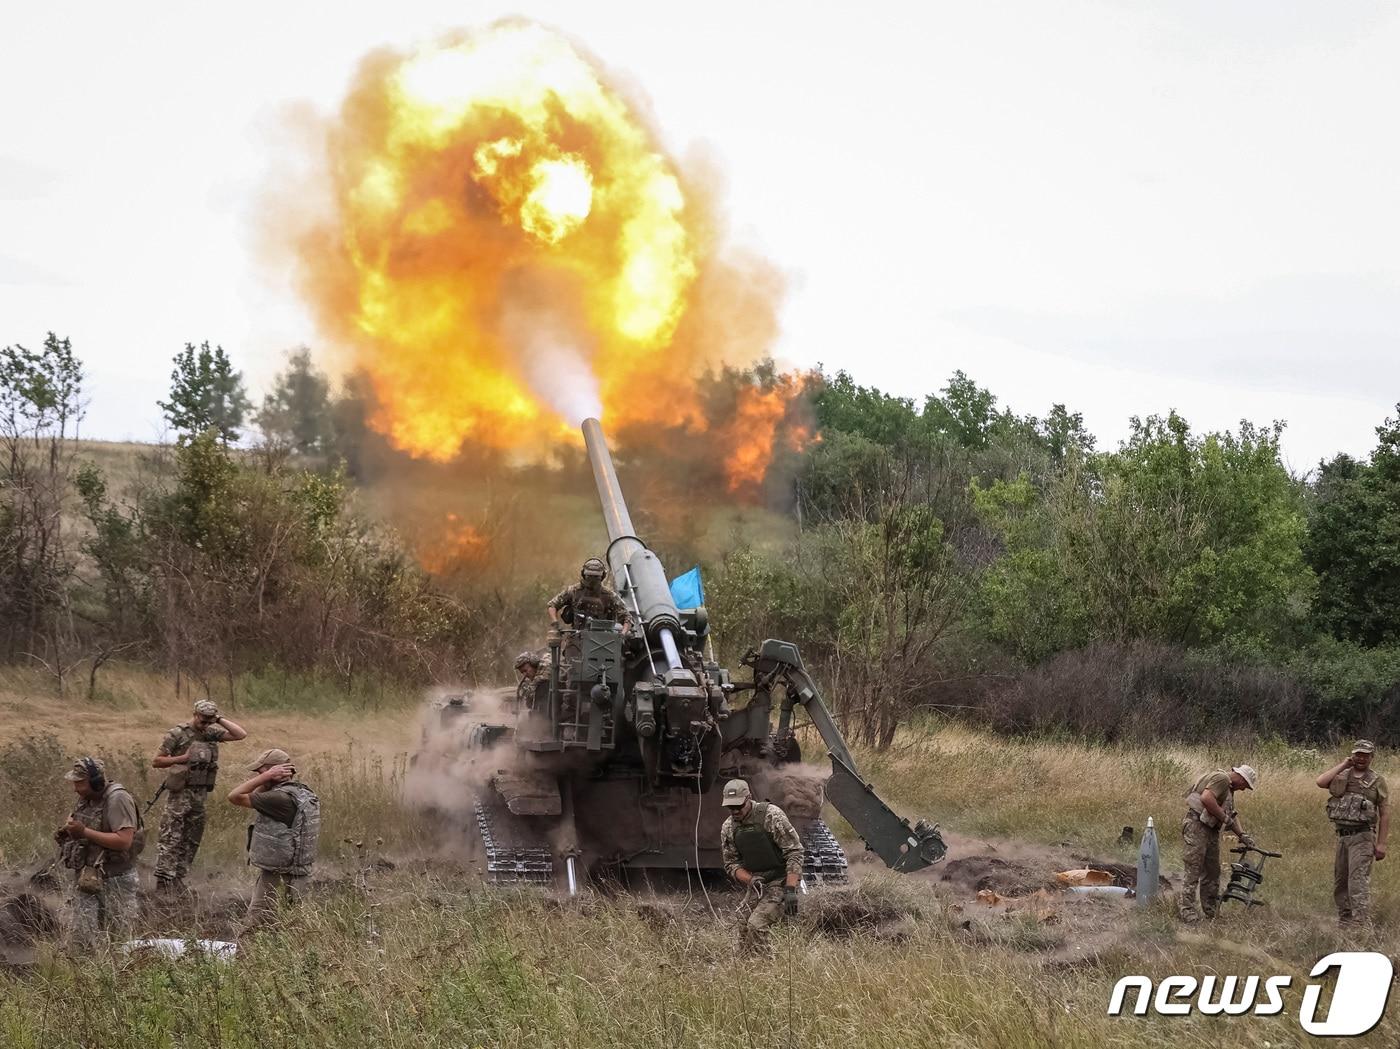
left=144, top=782, right=168, bottom=815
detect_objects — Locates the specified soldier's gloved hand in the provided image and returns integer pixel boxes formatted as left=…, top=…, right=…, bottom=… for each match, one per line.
left=783, top=887, right=799, bottom=916
left=1238, top=832, right=1257, bottom=849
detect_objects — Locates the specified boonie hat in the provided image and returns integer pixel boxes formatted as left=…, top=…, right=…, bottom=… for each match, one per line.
left=64, top=757, right=105, bottom=781
left=1232, top=764, right=1259, bottom=790
left=248, top=748, right=292, bottom=771
left=1353, top=739, right=1376, bottom=755
left=721, top=779, right=752, bottom=807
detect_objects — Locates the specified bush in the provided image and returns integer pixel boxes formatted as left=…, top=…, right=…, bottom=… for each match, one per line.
left=978, top=642, right=1309, bottom=742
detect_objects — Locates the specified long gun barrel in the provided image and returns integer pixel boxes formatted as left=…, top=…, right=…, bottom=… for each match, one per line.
left=582, top=418, right=684, bottom=668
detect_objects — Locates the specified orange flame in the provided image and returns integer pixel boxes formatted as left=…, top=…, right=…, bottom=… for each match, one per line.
left=720, top=375, right=815, bottom=493
left=285, top=21, right=806, bottom=490
left=416, top=514, right=490, bottom=575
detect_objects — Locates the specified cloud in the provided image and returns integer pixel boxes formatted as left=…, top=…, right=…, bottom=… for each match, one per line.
left=0, top=154, right=61, bottom=201
left=0, top=254, right=68, bottom=286
left=946, top=273, right=1400, bottom=404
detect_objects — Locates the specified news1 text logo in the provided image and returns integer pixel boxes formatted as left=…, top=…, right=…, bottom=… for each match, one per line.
left=1107, top=952, right=1394, bottom=1036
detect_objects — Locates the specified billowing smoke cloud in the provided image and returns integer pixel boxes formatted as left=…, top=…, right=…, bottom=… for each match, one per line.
left=267, top=20, right=811, bottom=492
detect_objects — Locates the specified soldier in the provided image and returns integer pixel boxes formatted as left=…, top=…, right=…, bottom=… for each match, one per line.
left=546, top=557, right=632, bottom=634
left=1317, top=740, right=1390, bottom=927
left=55, top=757, right=141, bottom=947
left=1179, top=764, right=1258, bottom=921
left=227, top=748, right=321, bottom=928
left=548, top=559, right=631, bottom=739
left=719, top=778, right=804, bottom=953
left=514, top=651, right=542, bottom=712
left=150, top=699, right=248, bottom=894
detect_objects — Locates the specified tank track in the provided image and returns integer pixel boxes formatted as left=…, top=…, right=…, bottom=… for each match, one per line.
left=801, top=818, right=849, bottom=885
left=473, top=799, right=554, bottom=886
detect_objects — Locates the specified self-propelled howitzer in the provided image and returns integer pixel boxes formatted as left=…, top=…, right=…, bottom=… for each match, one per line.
left=446, top=418, right=946, bottom=890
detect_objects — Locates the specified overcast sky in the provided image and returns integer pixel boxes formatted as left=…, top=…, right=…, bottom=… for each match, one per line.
left=2, top=1, right=1396, bottom=470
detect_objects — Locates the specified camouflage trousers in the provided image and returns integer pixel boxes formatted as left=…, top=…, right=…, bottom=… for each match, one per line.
left=155, top=788, right=209, bottom=883
left=1178, top=817, right=1221, bottom=921
left=242, top=870, right=309, bottom=930
left=1334, top=827, right=1376, bottom=925
left=67, top=868, right=139, bottom=948
left=736, top=881, right=787, bottom=953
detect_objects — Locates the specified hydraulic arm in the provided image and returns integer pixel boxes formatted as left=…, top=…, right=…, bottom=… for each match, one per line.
left=746, top=640, right=947, bottom=872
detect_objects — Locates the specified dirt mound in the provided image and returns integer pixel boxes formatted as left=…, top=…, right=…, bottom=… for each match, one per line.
left=802, top=880, right=928, bottom=940
left=1, top=892, right=58, bottom=945
left=938, top=856, right=1062, bottom=897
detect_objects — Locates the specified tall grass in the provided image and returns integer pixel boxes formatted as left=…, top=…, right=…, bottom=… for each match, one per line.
left=6, top=878, right=1390, bottom=1047
left=6, top=716, right=1400, bottom=1046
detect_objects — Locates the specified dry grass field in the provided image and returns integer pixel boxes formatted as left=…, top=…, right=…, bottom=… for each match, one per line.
left=3, top=667, right=1399, bottom=1046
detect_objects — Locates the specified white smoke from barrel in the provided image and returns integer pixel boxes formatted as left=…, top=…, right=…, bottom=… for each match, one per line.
left=499, top=277, right=604, bottom=427
left=521, top=338, right=604, bottom=427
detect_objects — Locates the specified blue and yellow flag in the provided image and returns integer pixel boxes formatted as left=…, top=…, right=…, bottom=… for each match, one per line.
left=669, top=566, right=705, bottom=609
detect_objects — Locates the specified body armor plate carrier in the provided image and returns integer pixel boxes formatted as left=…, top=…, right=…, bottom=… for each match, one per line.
left=732, top=802, right=787, bottom=882
left=249, top=783, right=321, bottom=876
left=1327, top=781, right=1378, bottom=830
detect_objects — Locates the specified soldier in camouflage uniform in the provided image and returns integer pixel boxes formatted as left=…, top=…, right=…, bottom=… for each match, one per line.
left=228, top=748, right=321, bottom=929
left=55, top=757, right=142, bottom=947
left=151, top=699, right=248, bottom=893
left=547, top=559, right=631, bottom=738
left=1179, top=764, right=1258, bottom=921
left=719, top=778, right=804, bottom=953
left=1317, top=740, right=1390, bottom=926
left=546, top=558, right=632, bottom=634
left=514, top=651, right=543, bottom=712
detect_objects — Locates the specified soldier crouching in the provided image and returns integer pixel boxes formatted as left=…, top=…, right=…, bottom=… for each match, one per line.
left=719, top=778, right=804, bottom=954
left=55, top=757, right=142, bottom=948
left=227, top=748, right=321, bottom=929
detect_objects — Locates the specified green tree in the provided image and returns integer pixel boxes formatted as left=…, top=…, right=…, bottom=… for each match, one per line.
left=158, top=341, right=251, bottom=444
left=255, top=347, right=335, bottom=456
left=1306, top=406, right=1400, bottom=645
left=975, top=412, right=1314, bottom=656
left=0, top=333, right=85, bottom=679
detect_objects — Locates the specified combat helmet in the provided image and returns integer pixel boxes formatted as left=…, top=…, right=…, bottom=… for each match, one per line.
left=580, top=557, right=607, bottom=583
left=514, top=650, right=539, bottom=671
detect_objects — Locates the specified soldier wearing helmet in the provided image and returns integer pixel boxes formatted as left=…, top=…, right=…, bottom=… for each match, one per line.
left=150, top=699, right=248, bottom=895
left=719, top=778, right=805, bottom=953
left=546, top=557, right=632, bottom=635
left=1179, top=763, right=1259, bottom=922
left=1317, top=740, right=1390, bottom=926
left=514, top=650, right=544, bottom=712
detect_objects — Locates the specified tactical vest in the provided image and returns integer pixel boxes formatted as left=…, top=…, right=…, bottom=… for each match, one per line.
left=571, top=585, right=618, bottom=622
left=1185, top=771, right=1234, bottom=830
left=1327, top=769, right=1382, bottom=830
left=164, top=727, right=220, bottom=791
left=732, top=803, right=787, bottom=881
left=63, top=783, right=141, bottom=876
left=248, top=783, right=321, bottom=876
